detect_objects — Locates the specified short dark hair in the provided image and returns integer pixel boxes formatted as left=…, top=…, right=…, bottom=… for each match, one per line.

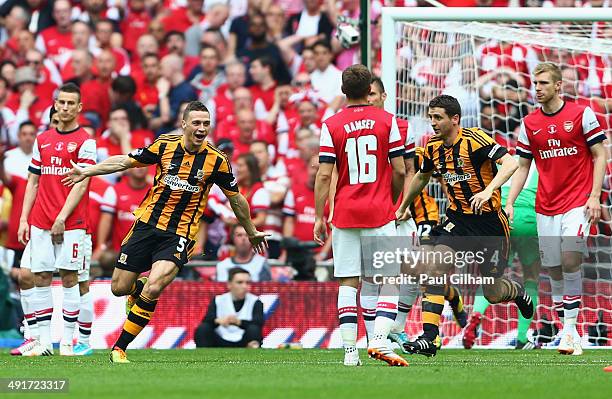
left=111, top=76, right=136, bottom=96
left=312, top=39, right=332, bottom=53
left=371, top=76, right=385, bottom=93
left=18, top=120, right=36, bottom=131
left=165, top=30, right=185, bottom=43
left=428, top=95, right=461, bottom=119
left=49, top=106, right=57, bottom=119
left=252, top=56, right=275, bottom=72
left=141, top=52, right=159, bottom=63
left=341, top=64, right=372, bottom=100
left=58, top=82, right=81, bottom=101
left=228, top=267, right=250, bottom=282
left=182, top=101, right=209, bottom=121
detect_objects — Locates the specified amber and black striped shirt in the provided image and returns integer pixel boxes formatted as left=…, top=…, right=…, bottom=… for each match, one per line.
left=420, top=127, right=508, bottom=215
left=410, top=147, right=440, bottom=224
left=128, top=134, right=238, bottom=241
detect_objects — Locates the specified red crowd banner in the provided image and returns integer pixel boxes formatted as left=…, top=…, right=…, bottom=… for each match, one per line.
left=45, top=280, right=610, bottom=349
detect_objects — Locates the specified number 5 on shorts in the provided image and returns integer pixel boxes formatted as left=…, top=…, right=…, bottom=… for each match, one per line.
left=177, top=237, right=187, bottom=253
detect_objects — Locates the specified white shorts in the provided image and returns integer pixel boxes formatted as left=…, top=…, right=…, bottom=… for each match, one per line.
left=396, top=219, right=418, bottom=237
left=29, top=226, right=86, bottom=273
left=21, top=242, right=31, bottom=269
left=78, top=234, right=92, bottom=283
left=332, top=220, right=398, bottom=278
left=536, top=206, right=590, bottom=267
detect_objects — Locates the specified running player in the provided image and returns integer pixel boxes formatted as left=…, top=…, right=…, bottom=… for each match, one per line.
left=63, top=101, right=268, bottom=363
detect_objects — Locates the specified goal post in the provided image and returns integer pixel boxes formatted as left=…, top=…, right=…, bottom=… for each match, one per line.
left=381, top=7, right=612, bottom=348
left=382, top=7, right=612, bottom=116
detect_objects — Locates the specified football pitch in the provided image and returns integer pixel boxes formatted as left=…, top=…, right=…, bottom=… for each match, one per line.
left=1, top=349, right=610, bottom=399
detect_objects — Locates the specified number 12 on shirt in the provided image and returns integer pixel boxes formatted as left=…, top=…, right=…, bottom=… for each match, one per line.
left=345, top=135, right=378, bottom=184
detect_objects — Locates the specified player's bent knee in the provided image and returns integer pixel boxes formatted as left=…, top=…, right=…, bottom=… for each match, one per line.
left=561, top=252, right=581, bottom=273
left=482, top=284, right=503, bottom=304
left=79, top=281, right=90, bottom=296
left=18, top=270, right=35, bottom=290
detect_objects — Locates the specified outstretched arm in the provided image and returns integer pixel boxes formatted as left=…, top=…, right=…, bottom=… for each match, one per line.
left=62, top=155, right=138, bottom=186
left=227, top=193, right=269, bottom=254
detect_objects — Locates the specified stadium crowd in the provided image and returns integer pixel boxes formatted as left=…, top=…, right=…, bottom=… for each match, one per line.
left=0, top=0, right=610, bottom=285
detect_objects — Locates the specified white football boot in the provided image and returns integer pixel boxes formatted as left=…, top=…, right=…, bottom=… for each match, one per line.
left=22, top=340, right=53, bottom=356
left=59, top=342, right=74, bottom=356
left=343, top=346, right=362, bottom=366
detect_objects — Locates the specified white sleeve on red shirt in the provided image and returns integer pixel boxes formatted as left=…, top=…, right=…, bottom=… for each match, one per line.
left=404, top=122, right=416, bottom=159
left=319, top=122, right=336, bottom=163
left=77, top=138, right=97, bottom=167
left=389, top=117, right=404, bottom=158
left=28, top=138, right=42, bottom=175
left=250, top=186, right=271, bottom=213
left=35, top=34, right=46, bottom=55
left=254, top=98, right=268, bottom=121
left=100, top=186, right=116, bottom=214
left=581, top=106, right=605, bottom=146
left=282, top=189, right=295, bottom=216
left=516, top=121, right=532, bottom=159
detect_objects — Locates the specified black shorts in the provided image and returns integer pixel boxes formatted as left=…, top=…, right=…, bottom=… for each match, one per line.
left=417, top=221, right=438, bottom=241
left=429, top=209, right=510, bottom=278
left=116, top=221, right=195, bottom=274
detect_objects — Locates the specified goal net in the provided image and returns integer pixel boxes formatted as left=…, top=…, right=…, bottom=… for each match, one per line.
left=383, top=8, right=612, bottom=349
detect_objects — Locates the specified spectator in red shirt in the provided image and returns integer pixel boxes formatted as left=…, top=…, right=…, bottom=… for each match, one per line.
left=189, top=44, right=226, bottom=102
left=25, top=49, right=61, bottom=98
left=161, top=0, right=206, bottom=33
left=120, top=0, right=152, bottom=55
left=215, top=86, right=253, bottom=132
left=165, top=30, right=199, bottom=77
left=96, top=166, right=151, bottom=256
left=6, top=67, right=52, bottom=129
left=35, top=0, right=73, bottom=64
left=236, top=153, right=270, bottom=228
left=249, top=56, right=277, bottom=117
left=94, top=19, right=130, bottom=76
left=135, top=53, right=161, bottom=118
left=283, top=129, right=319, bottom=185
left=220, top=108, right=275, bottom=160
left=210, top=61, right=247, bottom=128
left=283, top=154, right=331, bottom=260
left=250, top=140, right=289, bottom=258
left=130, top=33, right=159, bottom=85
left=81, top=49, right=115, bottom=130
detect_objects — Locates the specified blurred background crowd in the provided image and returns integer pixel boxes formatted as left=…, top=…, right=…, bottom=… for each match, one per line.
left=0, top=0, right=610, bottom=283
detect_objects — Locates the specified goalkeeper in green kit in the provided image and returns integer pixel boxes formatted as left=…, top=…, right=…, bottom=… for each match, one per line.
left=463, top=163, right=540, bottom=349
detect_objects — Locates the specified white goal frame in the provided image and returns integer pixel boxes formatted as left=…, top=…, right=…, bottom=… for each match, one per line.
left=381, top=7, right=612, bottom=115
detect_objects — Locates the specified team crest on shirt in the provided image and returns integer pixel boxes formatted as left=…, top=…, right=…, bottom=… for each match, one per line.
left=196, top=169, right=205, bottom=180
left=563, top=121, right=573, bottom=132
left=55, top=142, right=64, bottom=151
left=456, top=158, right=465, bottom=168
left=67, top=142, right=77, bottom=153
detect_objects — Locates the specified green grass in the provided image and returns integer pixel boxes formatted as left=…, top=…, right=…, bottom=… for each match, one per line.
left=1, top=349, right=611, bottom=399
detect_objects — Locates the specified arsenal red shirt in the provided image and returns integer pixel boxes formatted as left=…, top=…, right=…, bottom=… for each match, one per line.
left=319, top=104, right=404, bottom=228
left=517, top=102, right=605, bottom=215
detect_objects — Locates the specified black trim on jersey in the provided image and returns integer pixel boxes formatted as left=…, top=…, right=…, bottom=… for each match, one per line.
left=516, top=148, right=534, bottom=159
left=541, top=101, right=566, bottom=117
left=467, top=140, right=495, bottom=211
left=166, top=149, right=208, bottom=234
left=403, top=149, right=416, bottom=159
left=28, top=166, right=41, bottom=175
left=55, top=126, right=80, bottom=135
left=319, top=155, right=335, bottom=164
left=453, top=140, right=474, bottom=210
left=149, top=144, right=186, bottom=226
left=586, top=132, right=606, bottom=146
left=389, top=148, right=405, bottom=159
left=346, top=104, right=372, bottom=108
left=438, top=145, right=460, bottom=212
